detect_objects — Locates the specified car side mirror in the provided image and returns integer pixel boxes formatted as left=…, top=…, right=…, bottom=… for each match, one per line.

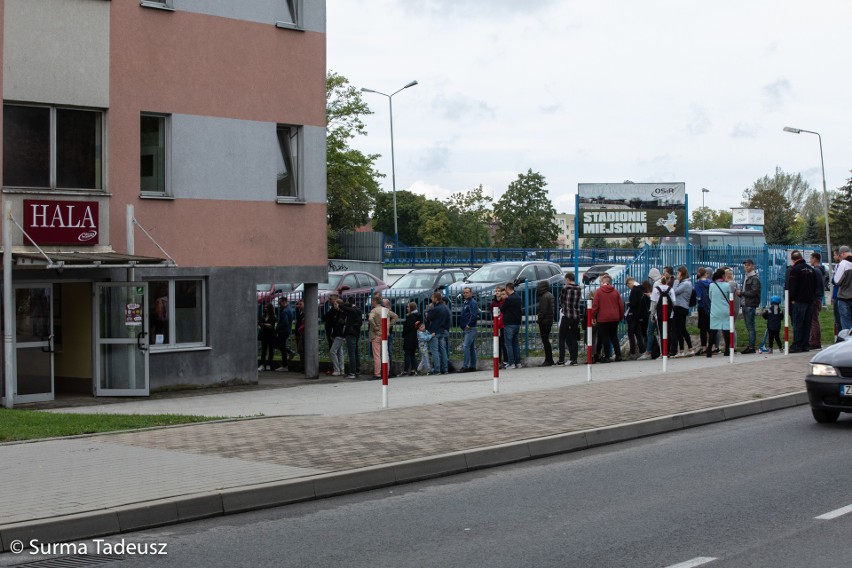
left=437, top=284, right=447, bottom=291
left=515, top=278, right=526, bottom=286
left=338, top=285, right=350, bottom=293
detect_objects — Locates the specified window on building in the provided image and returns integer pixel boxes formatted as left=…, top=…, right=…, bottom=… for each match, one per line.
left=148, top=279, right=206, bottom=349
left=3, top=104, right=103, bottom=190
left=140, top=114, right=169, bottom=195
left=276, top=1, right=300, bottom=28
left=140, top=0, right=174, bottom=10
left=276, top=125, right=300, bottom=200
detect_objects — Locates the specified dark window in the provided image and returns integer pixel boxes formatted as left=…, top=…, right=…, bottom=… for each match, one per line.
left=56, top=109, right=102, bottom=189
left=276, top=125, right=299, bottom=198
left=3, top=105, right=50, bottom=187
left=140, top=114, right=167, bottom=194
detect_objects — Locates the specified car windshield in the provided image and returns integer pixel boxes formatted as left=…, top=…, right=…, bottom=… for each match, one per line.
left=294, top=275, right=342, bottom=292
left=391, top=272, right=438, bottom=289
left=466, top=264, right=520, bottom=283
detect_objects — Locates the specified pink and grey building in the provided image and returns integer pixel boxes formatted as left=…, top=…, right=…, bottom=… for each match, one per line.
left=1, top=0, right=327, bottom=405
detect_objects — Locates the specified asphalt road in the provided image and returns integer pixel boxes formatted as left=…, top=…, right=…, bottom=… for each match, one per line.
left=3, top=407, right=852, bottom=568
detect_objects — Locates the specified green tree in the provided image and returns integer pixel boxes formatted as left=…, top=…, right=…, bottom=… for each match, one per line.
left=803, top=213, right=819, bottom=243
left=493, top=169, right=558, bottom=248
left=326, top=71, right=383, bottom=253
left=582, top=236, right=610, bottom=249
left=742, top=172, right=796, bottom=244
left=830, top=173, right=852, bottom=246
left=444, top=185, right=492, bottom=247
left=691, top=207, right=733, bottom=230
left=418, top=200, right=451, bottom=247
left=373, top=190, right=429, bottom=246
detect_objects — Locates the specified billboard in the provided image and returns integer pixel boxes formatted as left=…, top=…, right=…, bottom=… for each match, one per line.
left=731, top=208, right=764, bottom=228
left=577, top=183, right=686, bottom=238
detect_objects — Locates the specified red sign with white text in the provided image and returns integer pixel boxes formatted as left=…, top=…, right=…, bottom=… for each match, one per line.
left=23, top=200, right=100, bottom=245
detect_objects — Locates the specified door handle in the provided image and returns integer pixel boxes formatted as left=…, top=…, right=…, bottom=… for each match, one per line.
left=41, top=334, right=55, bottom=353
left=137, top=331, right=148, bottom=352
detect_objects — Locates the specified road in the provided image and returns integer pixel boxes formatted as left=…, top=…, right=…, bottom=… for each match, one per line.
left=3, top=407, right=851, bottom=568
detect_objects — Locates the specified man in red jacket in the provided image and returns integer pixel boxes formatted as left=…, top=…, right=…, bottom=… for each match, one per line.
left=591, top=274, right=625, bottom=363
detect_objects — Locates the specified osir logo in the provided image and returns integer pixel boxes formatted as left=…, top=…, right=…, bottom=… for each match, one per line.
left=78, top=231, right=98, bottom=242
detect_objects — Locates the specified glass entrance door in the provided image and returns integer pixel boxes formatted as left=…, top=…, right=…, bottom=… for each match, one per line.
left=14, top=285, right=54, bottom=403
left=95, top=283, right=149, bottom=396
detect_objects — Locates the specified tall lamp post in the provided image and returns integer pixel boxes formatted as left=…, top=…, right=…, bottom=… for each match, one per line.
left=361, top=80, right=419, bottom=251
left=783, top=126, right=833, bottom=282
left=701, top=188, right=710, bottom=230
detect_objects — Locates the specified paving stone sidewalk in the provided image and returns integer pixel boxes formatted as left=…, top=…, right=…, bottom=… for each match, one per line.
left=0, top=354, right=810, bottom=533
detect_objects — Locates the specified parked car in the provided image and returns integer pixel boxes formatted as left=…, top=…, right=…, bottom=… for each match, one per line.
left=257, top=283, right=297, bottom=306
left=288, top=271, right=388, bottom=309
left=805, top=335, right=852, bottom=423
left=582, top=264, right=616, bottom=285
left=445, top=261, right=564, bottom=318
left=388, top=268, right=473, bottom=316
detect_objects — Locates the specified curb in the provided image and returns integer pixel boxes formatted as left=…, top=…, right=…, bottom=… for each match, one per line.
left=0, top=391, right=809, bottom=551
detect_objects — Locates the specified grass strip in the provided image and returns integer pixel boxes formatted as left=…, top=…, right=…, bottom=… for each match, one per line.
left=0, top=409, right=223, bottom=442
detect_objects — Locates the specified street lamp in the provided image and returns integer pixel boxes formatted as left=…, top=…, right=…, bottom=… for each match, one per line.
left=361, top=80, right=419, bottom=250
left=783, top=126, right=833, bottom=282
left=701, top=188, right=710, bottom=230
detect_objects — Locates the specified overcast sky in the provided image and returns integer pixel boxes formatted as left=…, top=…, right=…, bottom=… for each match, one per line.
left=327, top=0, right=852, bottom=217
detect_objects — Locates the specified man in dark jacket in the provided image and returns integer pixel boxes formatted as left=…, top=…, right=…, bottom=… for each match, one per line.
left=625, top=277, right=646, bottom=357
left=501, top=283, right=523, bottom=368
left=425, top=292, right=451, bottom=374
left=536, top=281, right=555, bottom=366
left=340, top=297, right=363, bottom=378
left=809, top=252, right=825, bottom=349
left=459, top=287, right=479, bottom=372
left=402, top=302, right=421, bottom=376
left=786, top=250, right=816, bottom=352
left=739, top=259, right=761, bottom=354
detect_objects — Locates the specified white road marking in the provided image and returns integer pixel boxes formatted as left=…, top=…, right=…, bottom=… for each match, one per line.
left=664, top=558, right=717, bottom=568
left=815, top=503, right=852, bottom=520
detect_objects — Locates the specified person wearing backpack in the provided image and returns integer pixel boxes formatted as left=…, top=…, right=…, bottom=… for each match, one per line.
left=671, top=265, right=695, bottom=357
left=707, top=268, right=732, bottom=358
left=694, top=267, right=712, bottom=354
left=638, top=270, right=675, bottom=360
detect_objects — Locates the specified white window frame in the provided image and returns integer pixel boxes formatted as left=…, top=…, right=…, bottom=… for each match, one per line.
left=140, top=113, right=172, bottom=198
left=148, top=278, right=208, bottom=352
left=276, top=124, right=302, bottom=203
left=3, top=103, right=105, bottom=192
left=275, top=0, right=302, bottom=29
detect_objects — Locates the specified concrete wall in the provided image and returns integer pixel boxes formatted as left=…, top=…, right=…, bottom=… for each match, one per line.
left=3, top=0, right=109, bottom=107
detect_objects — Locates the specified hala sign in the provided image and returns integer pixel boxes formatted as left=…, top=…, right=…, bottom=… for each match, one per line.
left=577, top=182, right=686, bottom=238
left=23, top=199, right=99, bottom=245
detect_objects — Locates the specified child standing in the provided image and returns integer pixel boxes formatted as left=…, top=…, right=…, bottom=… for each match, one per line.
left=762, top=295, right=784, bottom=353
left=416, top=322, right=432, bottom=374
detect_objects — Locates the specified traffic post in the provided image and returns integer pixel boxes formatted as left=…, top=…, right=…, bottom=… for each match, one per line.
left=729, top=292, right=735, bottom=363
left=784, top=290, right=790, bottom=355
left=381, top=307, right=389, bottom=408
left=586, top=299, right=593, bottom=382
left=662, top=296, right=668, bottom=372
left=492, top=306, right=500, bottom=393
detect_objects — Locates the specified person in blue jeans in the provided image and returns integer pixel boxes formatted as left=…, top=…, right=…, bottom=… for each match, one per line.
left=460, top=287, right=479, bottom=372
left=425, top=291, right=450, bottom=374
left=501, top=283, right=523, bottom=368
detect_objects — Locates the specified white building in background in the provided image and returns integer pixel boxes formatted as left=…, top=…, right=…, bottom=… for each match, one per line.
left=555, top=213, right=576, bottom=248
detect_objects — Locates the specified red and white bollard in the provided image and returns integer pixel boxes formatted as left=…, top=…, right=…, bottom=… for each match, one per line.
left=784, top=290, right=790, bottom=355
left=492, top=306, right=500, bottom=393
left=381, top=307, right=389, bottom=408
left=729, top=292, right=735, bottom=363
left=586, top=299, right=593, bottom=382
left=662, top=296, right=668, bottom=373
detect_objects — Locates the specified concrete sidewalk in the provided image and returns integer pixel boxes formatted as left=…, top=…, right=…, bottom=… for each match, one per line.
left=0, top=353, right=812, bottom=550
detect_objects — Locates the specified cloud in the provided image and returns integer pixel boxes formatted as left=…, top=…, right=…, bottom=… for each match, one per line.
left=762, top=78, right=792, bottom=110
left=686, top=106, right=710, bottom=135
left=417, top=144, right=451, bottom=174
left=730, top=123, right=758, bottom=138
left=401, top=0, right=556, bottom=18
left=432, top=94, right=495, bottom=121
left=408, top=180, right=455, bottom=201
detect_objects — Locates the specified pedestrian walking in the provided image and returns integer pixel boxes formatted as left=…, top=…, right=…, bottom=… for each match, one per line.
left=557, top=272, right=582, bottom=366
left=786, top=250, right=817, bottom=352
left=591, top=274, right=624, bottom=363
left=460, top=287, right=479, bottom=372
left=707, top=268, right=732, bottom=358
left=739, top=259, right=761, bottom=354
left=536, top=281, right=556, bottom=366
left=671, top=266, right=694, bottom=357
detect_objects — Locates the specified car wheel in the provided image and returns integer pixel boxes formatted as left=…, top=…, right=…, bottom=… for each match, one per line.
left=811, top=408, right=840, bottom=424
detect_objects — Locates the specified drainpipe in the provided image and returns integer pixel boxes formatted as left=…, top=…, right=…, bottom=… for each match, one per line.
left=127, top=205, right=135, bottom=282
left=4, top=206, right=15, bottom=408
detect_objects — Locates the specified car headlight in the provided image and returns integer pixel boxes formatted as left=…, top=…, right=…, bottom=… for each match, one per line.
left=810, top=363, right=837, bottom=376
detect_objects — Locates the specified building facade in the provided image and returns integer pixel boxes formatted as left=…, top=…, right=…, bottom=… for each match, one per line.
left=1, top=0, right=327, bottom=405
left=554, top=213, right=575, bottom=248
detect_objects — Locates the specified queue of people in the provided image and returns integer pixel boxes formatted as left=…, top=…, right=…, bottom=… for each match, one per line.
left=261, top=246, right=851, bottom=375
